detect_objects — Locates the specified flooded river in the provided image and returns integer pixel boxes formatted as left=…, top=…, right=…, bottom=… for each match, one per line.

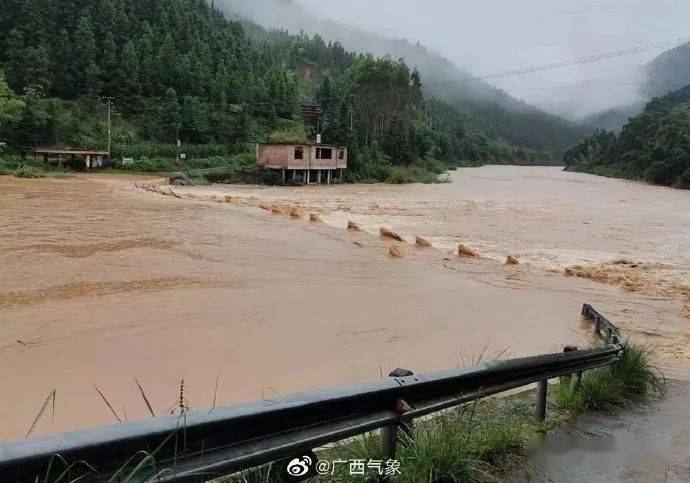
left=1, top=166, right=689, bottom=441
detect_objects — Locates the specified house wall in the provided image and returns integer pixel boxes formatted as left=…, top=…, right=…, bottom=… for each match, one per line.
left=259, top=145, right=347, bottom=170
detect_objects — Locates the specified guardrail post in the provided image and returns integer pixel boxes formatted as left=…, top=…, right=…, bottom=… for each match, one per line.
left=380, top=426, right=397, bottom=461
left=535, top=380, right=547, bottom=422
left=570, top=371, right=582, bottom=393
left=381, top=368, right=414, bottom=460
left=561, top=346, right=578, bottom=387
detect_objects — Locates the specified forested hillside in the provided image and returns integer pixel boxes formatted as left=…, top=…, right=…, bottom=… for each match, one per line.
left=224, top=0, right=587, bottom=159
left=644, top=41, right=690, bottom=98
left=564, top=85, right=690, bottom=189
left=1, top=0, right=557, bottom=183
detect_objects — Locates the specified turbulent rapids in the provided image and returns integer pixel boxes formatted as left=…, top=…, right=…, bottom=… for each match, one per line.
left=1, top=166, right=689, bottom=441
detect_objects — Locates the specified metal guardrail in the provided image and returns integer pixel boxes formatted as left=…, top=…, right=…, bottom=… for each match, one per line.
left=0, top=304, right=623, bottom=482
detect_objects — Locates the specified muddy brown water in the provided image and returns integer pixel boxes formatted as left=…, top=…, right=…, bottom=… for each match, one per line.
left=1, top=166, right=689, bottom=442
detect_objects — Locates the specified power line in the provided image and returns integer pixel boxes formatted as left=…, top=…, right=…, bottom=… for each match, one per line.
left=231, top=34, right=690, bottom=107
left=107, top=35, right=690, bottom=111
left=423, top=35, right=690, bottom=90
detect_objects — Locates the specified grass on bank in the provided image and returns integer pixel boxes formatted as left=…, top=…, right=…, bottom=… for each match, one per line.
left=229, top=343, right=664, bottom=483
left=1, top=145, right=455, bottom=184
left=555, top=343, right=665, bottom=413
left=0, top=158, right=73, bottom=179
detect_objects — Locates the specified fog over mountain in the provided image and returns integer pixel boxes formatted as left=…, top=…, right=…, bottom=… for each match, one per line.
left=222, top=0, right=594, bottom=156
left=225, top=0, right=690, bottom=121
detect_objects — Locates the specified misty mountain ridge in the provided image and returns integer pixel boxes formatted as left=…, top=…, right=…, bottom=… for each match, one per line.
left=644, top=41, right=690, bottom=98
left=579, top=103, right=644, bottom=133
left=221, top=0, right=588, bottom=157
left=580, top=41, right=690, bottom=132
left=564, top=83, right=690, bottom=189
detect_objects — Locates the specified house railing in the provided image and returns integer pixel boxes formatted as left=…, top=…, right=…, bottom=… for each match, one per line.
left=0, top=304, right=622, bottom=482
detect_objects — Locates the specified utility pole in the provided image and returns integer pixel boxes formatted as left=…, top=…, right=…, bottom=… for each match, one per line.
left=102, top=97, right=115, bottom=157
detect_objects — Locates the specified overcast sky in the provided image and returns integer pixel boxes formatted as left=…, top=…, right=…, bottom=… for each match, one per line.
left=295, top=0, right=690, bottom=119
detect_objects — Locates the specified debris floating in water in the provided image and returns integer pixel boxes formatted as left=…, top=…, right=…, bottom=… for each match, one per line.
left=310, top=213, right=322, bottom=223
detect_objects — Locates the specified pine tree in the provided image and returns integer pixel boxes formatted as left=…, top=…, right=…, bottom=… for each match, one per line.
left=72, top=15, right=101, bottom=97
left=411, top=68, right=424, bottom=108
left=101, top=32, right=119, bottom=96
left=52, top=29, right=75, bottom=98
left=158, top=87, right=181, bottom=142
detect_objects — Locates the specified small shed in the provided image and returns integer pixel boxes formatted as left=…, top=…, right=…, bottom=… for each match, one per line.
left=21, top=147, right=111, bottom=170
left=258, top=142, right=347, bottom=184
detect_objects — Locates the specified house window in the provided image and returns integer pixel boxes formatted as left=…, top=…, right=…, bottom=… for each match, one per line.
left=316, top=148, right=333, bottom=160
left=338, top=150, right=345, bottom=160
left=294, top=147, right=304, bottom=160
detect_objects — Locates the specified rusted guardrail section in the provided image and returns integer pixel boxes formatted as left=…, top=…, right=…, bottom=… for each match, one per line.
left=0, top=304, right=623, bottom=482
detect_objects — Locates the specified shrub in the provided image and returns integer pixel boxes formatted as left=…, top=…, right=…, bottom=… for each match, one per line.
left=556, top=344, right=665, bottom=413
left=675, top=168, right=690, bottom=189
left=117, top=157, right=174, bottom=172
left=346, top=146, right=392, bottom=182
left=389, top=165, right=442, bottom=184
left=111, top=142, right=229, bottom=160
left=13, top=165, right=46, bottom=178
left=644, top=161, right=674, bottom=185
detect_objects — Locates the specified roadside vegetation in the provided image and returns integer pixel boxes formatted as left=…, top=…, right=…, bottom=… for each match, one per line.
left=226, top=342, right=664, bottom=482
left=555, top=344, right=665, bottom=413
left=26, top=342, right=664, bottom=482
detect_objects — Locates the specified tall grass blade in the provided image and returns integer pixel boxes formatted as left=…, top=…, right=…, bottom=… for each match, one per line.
left=134, top=377, right=156, bottom=418
left=93, top=383, right=122, bottom=423
left=27, top=389, right=55, bottom=439
left=120, top=429, right=179, bottom=483
left=209, top=371, right=219, bottom=414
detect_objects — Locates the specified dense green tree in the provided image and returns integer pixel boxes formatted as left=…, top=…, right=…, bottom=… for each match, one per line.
left=565, top=85, right=690, bottom=189
left=72, top=15, right=101, bottom=97
left=0, top=71, right=24, bottom=140
left=0, top=0, right=556, bottom=178
left=12, top=87, right=54, bottom=146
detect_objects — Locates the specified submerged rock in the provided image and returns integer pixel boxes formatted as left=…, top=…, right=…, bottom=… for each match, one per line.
left=458, top=244, right=479, bottom=258
left=389, top=244, right=406, bottom=259
left=506, top=255, right=520, bottom=265
left=380, top=227, right=404, bottom=242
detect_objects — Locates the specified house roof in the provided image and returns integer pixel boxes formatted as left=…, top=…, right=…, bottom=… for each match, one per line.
left=21, top=147, right=110, bottom=155
left=260, top=141, right=345, bottom=148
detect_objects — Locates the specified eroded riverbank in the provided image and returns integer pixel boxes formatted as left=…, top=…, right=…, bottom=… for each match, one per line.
left=1, top=167, right=688, bottom=441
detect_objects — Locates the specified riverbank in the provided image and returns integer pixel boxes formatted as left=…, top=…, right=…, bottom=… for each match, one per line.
left=1, top=167, right=688, bottom=442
